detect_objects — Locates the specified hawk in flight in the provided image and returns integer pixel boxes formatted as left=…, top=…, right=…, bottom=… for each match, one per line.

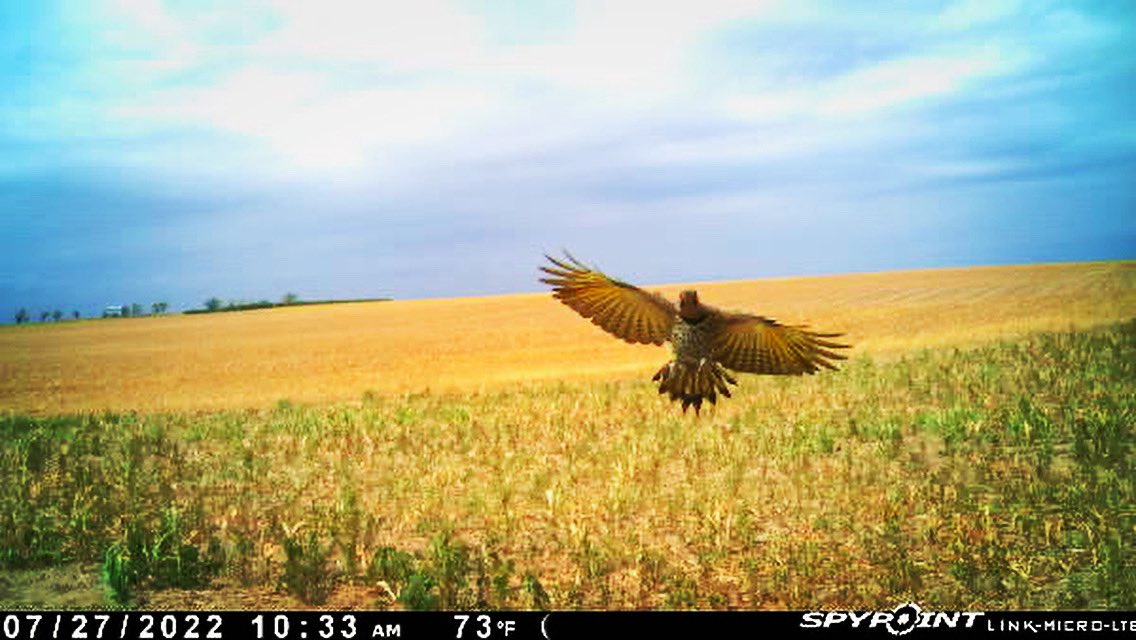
left=540, top=252, right=850, bottom=413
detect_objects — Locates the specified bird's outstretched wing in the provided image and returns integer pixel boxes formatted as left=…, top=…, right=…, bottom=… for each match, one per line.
left=710, top=312, right=849, bottom=375
left=540, top=252, right=677, bottom=346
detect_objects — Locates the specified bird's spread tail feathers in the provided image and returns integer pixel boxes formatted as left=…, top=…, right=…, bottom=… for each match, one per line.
left=652, top=359, right=738, bottom=415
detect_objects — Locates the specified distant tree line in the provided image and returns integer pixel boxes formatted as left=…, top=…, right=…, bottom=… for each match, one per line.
left=185, top=292, right=390, bottom=315
left=11, top=302, right=172, bottom=324
left=14, top=308, right=83, bottom=324
left=12, top=293, right=390, bottom=324
left=188, top=297, right=279, bottom=314
left=185, top=293, right=301, bottom=315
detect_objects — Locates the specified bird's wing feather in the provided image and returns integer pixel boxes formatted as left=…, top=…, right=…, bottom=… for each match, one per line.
left=710, top=311, right=850, bottom=375
left=540, top=252, right=676, bottom=346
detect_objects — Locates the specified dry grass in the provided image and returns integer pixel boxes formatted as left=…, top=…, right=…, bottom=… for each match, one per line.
left=0, top=261, right=1133, bottom=611
left=2, top=261, right=1133, bottom=415
left=1, top=322, right=1132, bottom=610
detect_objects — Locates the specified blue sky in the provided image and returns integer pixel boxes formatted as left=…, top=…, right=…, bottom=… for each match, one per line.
left=2, top=0, right=1134, bottom=318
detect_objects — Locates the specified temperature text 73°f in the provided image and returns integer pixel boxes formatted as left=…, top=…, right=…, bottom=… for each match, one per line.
left=453, top=615, right=516, bottom=639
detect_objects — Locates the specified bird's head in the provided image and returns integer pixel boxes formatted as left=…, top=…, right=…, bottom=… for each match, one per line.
left=678, top=290, right=704, bottom=320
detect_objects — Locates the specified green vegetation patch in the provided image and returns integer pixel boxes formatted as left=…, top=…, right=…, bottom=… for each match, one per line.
left=0, top=321, right=1132, bottom=609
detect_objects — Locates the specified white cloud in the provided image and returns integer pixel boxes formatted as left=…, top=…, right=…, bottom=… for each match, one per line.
left=14, top=0, right=1122, bottom=187
left=72, top=0, right=786, bottom=174
left=933, top=0, right=1023, bottom=30
left=254, top=0, right=487, bottom=69
left=486, top=0, right=775, bottom=97
left=817, top=46, right=1024, bottom=116
left=723, top=44, right=1028, bottom=122
left=112, top=67, right=497, bottom=171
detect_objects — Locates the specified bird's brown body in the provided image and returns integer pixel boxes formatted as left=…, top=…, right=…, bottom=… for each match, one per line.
left=540, top=253, right=850, bottom=413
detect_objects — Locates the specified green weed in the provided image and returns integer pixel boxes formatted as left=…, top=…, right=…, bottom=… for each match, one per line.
left=1, top=321, right=1132, bottom=609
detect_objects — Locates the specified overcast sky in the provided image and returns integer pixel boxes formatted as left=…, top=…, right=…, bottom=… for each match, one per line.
left=2, top=0, right=1134, bottom=318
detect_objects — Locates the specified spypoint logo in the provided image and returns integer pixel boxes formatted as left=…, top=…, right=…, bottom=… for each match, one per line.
left=800, top=603, right=984, bottom=635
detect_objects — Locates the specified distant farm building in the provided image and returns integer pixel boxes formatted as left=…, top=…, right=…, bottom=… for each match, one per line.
left=103, top=305, right=124, bottom=318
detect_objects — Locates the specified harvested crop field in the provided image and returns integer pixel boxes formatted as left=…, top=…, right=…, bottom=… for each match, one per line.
left=0, top=261, right=1133, bottom=610
left=2, top=261, right=1133, bottom=415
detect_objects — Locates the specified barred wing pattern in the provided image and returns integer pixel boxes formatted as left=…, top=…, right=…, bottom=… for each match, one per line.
left=711, top=313, right=849, bottom=375
left=539, top=253, right=677, bottom=346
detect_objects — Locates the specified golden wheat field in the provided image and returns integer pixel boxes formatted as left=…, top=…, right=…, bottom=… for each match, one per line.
left=2, top=261, right=1133, bottom=415
left=1, top=260, right=1134, bottom=611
